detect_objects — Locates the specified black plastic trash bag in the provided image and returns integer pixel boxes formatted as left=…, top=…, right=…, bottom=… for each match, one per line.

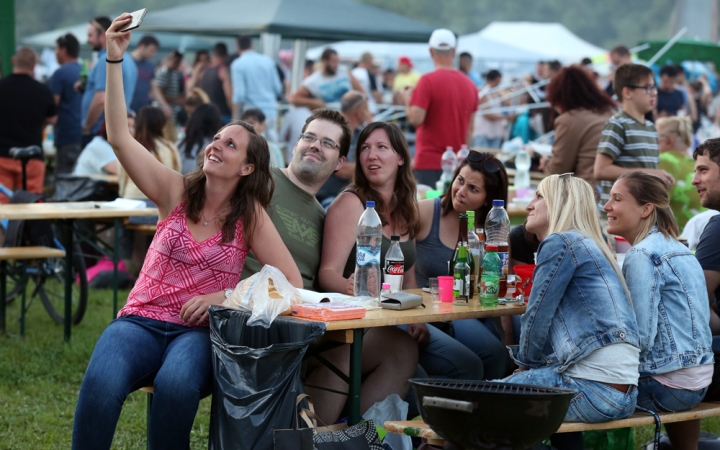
left=209, top=306, right=326, bottom=450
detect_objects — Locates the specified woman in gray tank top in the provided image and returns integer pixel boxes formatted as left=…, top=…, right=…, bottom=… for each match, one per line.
left=416, top=152, right=512, bottom=379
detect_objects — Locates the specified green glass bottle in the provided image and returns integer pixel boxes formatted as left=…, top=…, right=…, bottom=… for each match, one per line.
left=453, top=245, right=470, bottom=305
left=450, top=214, right=475, bottom=297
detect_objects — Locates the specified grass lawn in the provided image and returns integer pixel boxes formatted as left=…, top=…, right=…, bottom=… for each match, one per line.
left=0, top=287, right=211, bottom=449
left=1, top=285, right=719, bottom=449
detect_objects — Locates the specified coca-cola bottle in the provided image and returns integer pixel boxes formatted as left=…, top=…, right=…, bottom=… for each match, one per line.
left=384, top=235, right=404, bottom=293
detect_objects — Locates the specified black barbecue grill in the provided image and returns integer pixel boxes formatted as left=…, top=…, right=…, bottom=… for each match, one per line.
left=411, top=379, right=577, bottom=450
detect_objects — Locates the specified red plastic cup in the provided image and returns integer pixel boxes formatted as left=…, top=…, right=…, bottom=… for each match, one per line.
left=437, top=276, right=455, bottom=302
left=513, top=264, right=536, bottom=302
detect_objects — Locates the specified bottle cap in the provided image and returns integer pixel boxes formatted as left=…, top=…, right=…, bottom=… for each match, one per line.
left=391, top=235, right=400, bottom=241
left=366, top=201, right=375, bottom=208
left=382, top=283, right=391, bottom=289
left=486, top=245, right=498, bottom=252
left=492, top=199, right=505, bottom=207
left=459, top=213, right=468, bottom=220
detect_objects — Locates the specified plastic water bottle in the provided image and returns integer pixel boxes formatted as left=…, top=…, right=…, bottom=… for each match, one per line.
left=457, top=144, right=470, bottom=162
left=515, top=148, right=531, bottom=190
left=437, top=146, right=456, bottom=192
left=480, top=245, right=501, bottom=307
left=384, top=235, right=404, bottom=293
left=466, top=210, right=481, bottom=297
left=485, top=200, right=510, bottom=298
left=354, top=201, right=382, bottom=299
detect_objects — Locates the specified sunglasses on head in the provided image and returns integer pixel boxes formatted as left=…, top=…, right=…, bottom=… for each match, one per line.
left=466, top=151, right=502, bottom=173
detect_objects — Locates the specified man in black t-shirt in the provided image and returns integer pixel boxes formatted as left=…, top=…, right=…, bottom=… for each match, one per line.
left=0, top=48, right=56, bottom=203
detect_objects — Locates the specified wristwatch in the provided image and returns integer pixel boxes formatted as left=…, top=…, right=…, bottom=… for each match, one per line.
left=224, top=289, right=233, bottom=299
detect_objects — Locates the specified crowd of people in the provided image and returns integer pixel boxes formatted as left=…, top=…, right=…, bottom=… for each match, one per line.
left=4, top=12, right=720, bottom=450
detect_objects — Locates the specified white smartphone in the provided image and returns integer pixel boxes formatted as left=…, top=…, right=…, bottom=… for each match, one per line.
left=119, top=8, right=148, bottom=32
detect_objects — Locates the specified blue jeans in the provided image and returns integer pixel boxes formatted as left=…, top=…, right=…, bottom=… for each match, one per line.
left=72, top=316, right=213, bottom=450
left=452, top=318, right=511, bottom=379
left=504, top=366, right=638, bottom=422
left=636, top=375, right=707, bottom=412
left=398, top=323, right=484, bottom=380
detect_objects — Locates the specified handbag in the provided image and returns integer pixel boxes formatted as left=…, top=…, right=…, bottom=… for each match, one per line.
left=274, top=394, right=383, bottom=450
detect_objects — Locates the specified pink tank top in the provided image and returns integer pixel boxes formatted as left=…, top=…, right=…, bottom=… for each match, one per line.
left=118, top=202, right=248, bottom=327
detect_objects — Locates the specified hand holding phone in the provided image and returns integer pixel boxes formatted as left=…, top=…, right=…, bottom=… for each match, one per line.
left=119, top=8, right=148, bottom=32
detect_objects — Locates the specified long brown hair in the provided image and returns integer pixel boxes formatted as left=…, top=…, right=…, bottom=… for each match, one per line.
left=348, top=122, right=419, bottom=238
left=183, top=121, right=274, bottom=244
left=135, top=106, right=167, bottom=156
left=546, top=66, right=616, bottom=115
left=440, top=152, right=509, bottom=228
left=617, top=171, right=679, bottom=243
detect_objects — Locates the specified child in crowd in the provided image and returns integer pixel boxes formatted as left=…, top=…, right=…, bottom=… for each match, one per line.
left=72, top=15, right=301, bottom=449
left=594, top=63, right=674, bottom=204
left=241, top=108, right=286, bottom=168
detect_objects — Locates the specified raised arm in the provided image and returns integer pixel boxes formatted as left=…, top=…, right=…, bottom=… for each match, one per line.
left=318, top=193, right=364, bottom=294
left=104, top=15, right=185, bottom=217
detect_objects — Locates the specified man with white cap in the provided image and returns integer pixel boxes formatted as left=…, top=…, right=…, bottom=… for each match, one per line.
left=401, top=28, right=478, bottom=187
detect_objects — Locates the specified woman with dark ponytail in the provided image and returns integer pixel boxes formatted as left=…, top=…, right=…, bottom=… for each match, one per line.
left=604, top=171, right=713, bottom=448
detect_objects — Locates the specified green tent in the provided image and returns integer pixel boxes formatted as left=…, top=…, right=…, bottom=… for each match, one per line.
left=637, top=39, right=720, bottom=67
left=140, top=0, right=435, bottom=42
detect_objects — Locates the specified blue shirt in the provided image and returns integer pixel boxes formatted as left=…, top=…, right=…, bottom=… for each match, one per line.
left=49, top=61, right=82, bottom=146
left=230, top=50, right=282, bottom=118
left=508, top=231, right=639, bottom=372
left=130, top=58, right=156, bottom=113
left=466, top=70, right=482, bottom=88
left=81, top=49, right=138, bottom=134
left=624, top=229, right=713, bottom=376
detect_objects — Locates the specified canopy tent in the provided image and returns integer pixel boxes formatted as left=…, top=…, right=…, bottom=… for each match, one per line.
left=21, top=23, right=233, bottom=52
left=139, top=0, right=435, bottom=42
left=477, top=22, right=607, bottom=64
left=306, top=34, right=543, bottom=76
left=637, top=39, right=720, bottom=69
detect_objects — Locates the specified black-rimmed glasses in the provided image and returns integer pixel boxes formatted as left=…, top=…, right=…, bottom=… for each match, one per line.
left=298, top=133, right=340, bottom=150
left=626, top=84, right=658, bottom=94
left=466, top=151, right=502, bottom=173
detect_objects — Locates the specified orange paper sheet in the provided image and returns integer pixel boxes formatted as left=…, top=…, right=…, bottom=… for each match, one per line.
left=292, top=302, right=366, bottom=321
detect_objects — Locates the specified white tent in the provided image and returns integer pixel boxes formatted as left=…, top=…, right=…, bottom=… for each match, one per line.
left=306, top=35, right=543, bottom=75
left=477, top=22, right=607, bottom=64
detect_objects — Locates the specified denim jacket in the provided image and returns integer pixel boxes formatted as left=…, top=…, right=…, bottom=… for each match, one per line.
left=508, top=231, right=639, bottom=372
left=623, top=228, right=714, bottom=376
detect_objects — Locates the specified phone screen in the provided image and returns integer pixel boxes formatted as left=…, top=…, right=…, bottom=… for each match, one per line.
left=119, top=8, right=148, bottom=32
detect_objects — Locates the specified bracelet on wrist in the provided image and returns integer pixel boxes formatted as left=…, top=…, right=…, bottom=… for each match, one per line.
left=106, top=57, right=123, bottom=64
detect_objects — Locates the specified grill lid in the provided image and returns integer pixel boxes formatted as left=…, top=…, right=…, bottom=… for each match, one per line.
left=410, top=379, right=577, bottom=396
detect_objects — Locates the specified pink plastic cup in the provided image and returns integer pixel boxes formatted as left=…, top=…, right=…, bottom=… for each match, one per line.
left=437, top=276, right=455, bottom=302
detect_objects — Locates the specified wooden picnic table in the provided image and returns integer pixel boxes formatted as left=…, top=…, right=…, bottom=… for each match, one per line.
left=295, top=290, right=526, bottom=425
left=0, top=201, right=158, bottom=341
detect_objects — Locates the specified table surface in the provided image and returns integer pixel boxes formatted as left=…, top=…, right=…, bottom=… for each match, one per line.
left=85, top=174, right=119, bottom=185
left=295, top=290, right=525, bottom=331
left=0, top=201, right=158, bottom=220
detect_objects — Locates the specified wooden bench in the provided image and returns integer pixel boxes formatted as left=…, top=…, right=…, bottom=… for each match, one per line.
left=0, top=246, right=66, bottom=335
left=383, top=402, right=720, bottom=444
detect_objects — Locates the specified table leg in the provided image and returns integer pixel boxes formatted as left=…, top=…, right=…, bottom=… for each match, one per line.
left=348, top=328, right=364, bottom=425
left=0, top=261, right=6, bottom=334
left=113, top=218, right=119, bottom=317
left=20, top=263, right=27, bottom=336
left=63, top=221, right=73, bottom=342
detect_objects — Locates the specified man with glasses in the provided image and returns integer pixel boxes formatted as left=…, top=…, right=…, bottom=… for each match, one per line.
left=594, top=63, right=674, bottom=204
left=241, top=108, right=350, bottom=289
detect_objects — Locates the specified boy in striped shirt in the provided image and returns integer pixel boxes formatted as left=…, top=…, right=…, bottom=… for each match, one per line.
left=594, top=64, right=675, bottom=202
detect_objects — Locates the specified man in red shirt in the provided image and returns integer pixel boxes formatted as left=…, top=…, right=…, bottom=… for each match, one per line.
left=402, top=28, right=478, bottom=187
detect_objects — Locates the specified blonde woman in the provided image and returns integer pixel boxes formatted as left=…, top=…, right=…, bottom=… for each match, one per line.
left=505, top=174, right=640, bottom=423
left=657, top=116, right=704, bottom=229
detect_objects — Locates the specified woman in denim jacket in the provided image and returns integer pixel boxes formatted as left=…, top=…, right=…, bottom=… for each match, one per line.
left=505, top=174, right=641, bottom=423
left=605, top=171, right=713, bottom=449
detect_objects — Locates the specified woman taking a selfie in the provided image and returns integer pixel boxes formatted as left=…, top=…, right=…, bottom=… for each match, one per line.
left=72, top=14, right=301, bottom=449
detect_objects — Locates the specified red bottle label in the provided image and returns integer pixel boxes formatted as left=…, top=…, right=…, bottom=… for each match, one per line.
left=385, top=260, right=404, bottom=275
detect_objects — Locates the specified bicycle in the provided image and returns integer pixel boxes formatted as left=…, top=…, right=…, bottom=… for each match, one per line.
left=1, top=145, right=88, bottom=326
